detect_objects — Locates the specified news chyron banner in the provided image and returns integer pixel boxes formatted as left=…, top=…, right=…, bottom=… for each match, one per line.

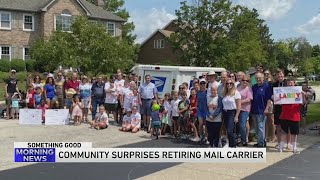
left=14, top=142, right=266, bottom=163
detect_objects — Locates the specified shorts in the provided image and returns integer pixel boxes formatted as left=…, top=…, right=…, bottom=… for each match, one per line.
left=104, top=103, right=118, bottom=112
left=141, top=99, right=152, bottom=116
left=82, top=98, right=91, bottom=108
left=47, top=96, right=56, bottom=101
left=280, top=120, right=299, bottom=135
left=189, top=114, right=197, bottom=124
left=300, top=105, right=308, bottom=118
left=11, top=107, right=19, bottom=114
left=197, top=110, right=206, bottom=120
left=273, top=105, right=282, bottom=125
left=172, top=116, right=179, bottom=125
left=65, top=99, right=73, bottom=109
left=5, top=93, right=14, bottom=106
left=152, top=121, right=161, bottom=129
left=179, top=114, right=188, bottom=127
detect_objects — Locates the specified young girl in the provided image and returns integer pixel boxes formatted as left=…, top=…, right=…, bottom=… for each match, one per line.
left=130, top=106, right=141, bottom=133
left=130, top=88, right=139, bottom=112
left=27, top=84, right=36, bottom=108
left=161, top=93, right=172, bottom=135
left=11, top=92, right=21, bottom=119
left=178, top=91, right=190, bottom=139
left=72, top=95, right=83, bottom=126
left=90, top=105, right=109, bottom=130
left=189, top=89, right=200, bottom=142
left=170, top=91, right=181, bottom=138
left=37, top=99, right=48, bottom=123
left=119, top=109, right=132, bottom=131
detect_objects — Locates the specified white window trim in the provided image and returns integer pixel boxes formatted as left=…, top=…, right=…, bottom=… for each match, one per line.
left=23, top=14, right=34, bottom=31
left=0, top=11, right=11, bottom=30
left=0, top=46, right=11, bottom=60
left=23, top=47, right=30, bottom=60
left=154, top=39, right=165, bottom=49
left=54, top=14, right=72, bottom=32
left=107, top=22, right=116, bottom=37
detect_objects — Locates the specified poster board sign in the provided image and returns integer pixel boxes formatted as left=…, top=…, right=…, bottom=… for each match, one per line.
left=45, top=109, right=69, bottom=125
left=273, top=86, right=303, bottom=105
left=19, top=109, right=42, bottom=125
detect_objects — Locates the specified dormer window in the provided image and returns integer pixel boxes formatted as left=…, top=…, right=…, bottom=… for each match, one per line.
left=55, top=9, right=73, bottom=32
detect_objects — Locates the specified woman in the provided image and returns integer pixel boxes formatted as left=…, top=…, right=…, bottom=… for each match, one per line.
left=237, top=75, right=253, bottom=146
left=222, top=78, right=241, bottom=147
left=32, top=75, right=43, bottom=90
left=43, top=76, right=56, bottom=108
left=229, top=72, right=236, bottom=82
left=79, top=76, right=91, bottom=122
left=264, top=70, right=273, bottom=83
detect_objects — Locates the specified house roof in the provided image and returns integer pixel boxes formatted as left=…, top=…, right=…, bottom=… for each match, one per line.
left=0, top=0, right=125, bottom=22
left=140, top=29, right=174, bottom=46
left=158, top=29, right=174, bottom=37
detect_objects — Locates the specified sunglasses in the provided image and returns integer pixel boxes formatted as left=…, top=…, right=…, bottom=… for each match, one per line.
left=230, top=75, right=235, bottom=77
left=226, top=83, right=233, bottom=85
left=200, top=82, right=206, bottom=85
left=242, top=80, right=249, bottom=82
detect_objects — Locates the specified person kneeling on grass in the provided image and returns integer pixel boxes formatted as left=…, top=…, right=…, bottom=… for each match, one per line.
left=151, top=101, right=161, bottom=139
left=90, top=105, right=109, bottom=130
left=129, top=106, right=141, bottom=133
left=119, top=108, right=132, bottom=132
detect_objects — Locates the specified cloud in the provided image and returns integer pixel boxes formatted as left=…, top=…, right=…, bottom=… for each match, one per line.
left=238, top=0, right=296, bottom=20
left=129, top=8, right=176, bottom=43
left=296, top=14, right=320, bottom=34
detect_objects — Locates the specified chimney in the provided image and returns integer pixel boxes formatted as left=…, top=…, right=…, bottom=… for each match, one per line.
left=95, top=0, right=105, bottom=7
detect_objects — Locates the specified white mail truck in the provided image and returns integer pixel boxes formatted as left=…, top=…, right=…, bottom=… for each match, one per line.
left=130, top=64, right=226, bottom=98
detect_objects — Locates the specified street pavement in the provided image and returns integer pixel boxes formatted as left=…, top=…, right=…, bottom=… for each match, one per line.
left=0, top=119, right=320, bottom=180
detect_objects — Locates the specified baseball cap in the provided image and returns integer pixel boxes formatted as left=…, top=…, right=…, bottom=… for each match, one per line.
left=11, top=69, right=16, bottom=73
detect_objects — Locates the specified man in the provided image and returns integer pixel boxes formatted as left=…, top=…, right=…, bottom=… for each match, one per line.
left=206, top=71, right=220, bottom=97
left=65, top=72, right=80, bottom=94
left=5, top=69, right=19, bottom=119
left=217, top=71, right=228, bottom=98
left=235, top=71, right=245, bottom=88
left=252, top=72, right=272, bottom=147
left=91, top=77, right=105, bottom=120
left=55, top=71, right=65, bottom=109
left=139, top=75, right=158, bottom=132
left=114, top=72, right=125, bottom=123
left=250, top=65, right=264, bottom=86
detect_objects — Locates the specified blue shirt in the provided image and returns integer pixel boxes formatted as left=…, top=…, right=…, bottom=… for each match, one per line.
left=44, top=84, right=55, bottom=99
left=139, top=82, right=157, bottom=99
left=151, top=111, right=161, bottom=123
left=252, top=82, right=272, bottom=115
left=196, top=90, right=207, bottom=112
left=34, top=94, right=42, bottom=106
left=80, top=83, right=92, bottom=99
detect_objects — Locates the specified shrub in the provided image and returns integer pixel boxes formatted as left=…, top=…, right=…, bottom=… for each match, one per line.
left=26, top=59, right=36, bottom=72
left=0, top=60, right=11, bottom=72
left=0, top=71, right=8, bottom=83
left=11, top=59, right=26, bottom=72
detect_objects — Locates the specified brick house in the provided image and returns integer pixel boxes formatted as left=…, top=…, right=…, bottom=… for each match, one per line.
left=138, top=20, right=183, bottom=65
left=0, top=0, right=125, bottom=61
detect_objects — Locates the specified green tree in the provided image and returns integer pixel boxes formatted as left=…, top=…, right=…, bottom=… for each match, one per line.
left=311, top=56, right=320, bottom=74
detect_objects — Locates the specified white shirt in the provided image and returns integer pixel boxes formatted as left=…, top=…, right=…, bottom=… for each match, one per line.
left=131, top=112, right=141, bottom=128
left=171, top=99, right=181, bottom=117
left=114, top=79, right=125, bottom=93
left=95, top=112, right=109, bottom=125
left=206, top=96, right=222, bottom=122
left=122, top=87, right=133, bottom=109
left=130, top=95, right=139, bottom=108
left=207, top=81, right=220, bottom=96
left=222, top=91, right=241, bottom=110
left=104, top=85, right=118, bottom=104
left=123, top=114, right=132, bottom=124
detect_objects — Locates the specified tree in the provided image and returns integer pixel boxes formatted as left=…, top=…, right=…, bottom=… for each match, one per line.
left=31, top=17, right=135, bottom=75
left=311, top=56, right=320, bottom=74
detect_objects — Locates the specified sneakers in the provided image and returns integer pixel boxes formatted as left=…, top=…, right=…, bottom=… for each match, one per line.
left=205, top=140, right=210, bottom=145
left=278, top=148, right=283, bottom=153
left=190, top=137, right=200, bottom=142
left=180, top=134, right=187, bottom=140
left=286, top=144, right=293, bottom=150
left=293, top=149, right=300, bottom=154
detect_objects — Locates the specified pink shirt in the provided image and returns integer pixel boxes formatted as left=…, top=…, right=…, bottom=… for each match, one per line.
left=237, top=86, right=253, bottom=112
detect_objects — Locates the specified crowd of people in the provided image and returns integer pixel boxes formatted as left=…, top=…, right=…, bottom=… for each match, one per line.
left=3, top=65, right=315, bottom=153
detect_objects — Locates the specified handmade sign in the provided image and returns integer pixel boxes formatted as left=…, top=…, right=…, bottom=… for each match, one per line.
left=273, top=86, right=303, bottom=105
left=19, top=109, right=42, bottom=125
left=45, top=109, right=69, bottom=125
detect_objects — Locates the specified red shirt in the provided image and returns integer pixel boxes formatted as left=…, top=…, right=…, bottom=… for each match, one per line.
left=66, top=80, right=80, bottom=92
left=27, top=89, right=35, bottom=108
left=189, top=96, right=197, bottom=116
left=279, top=104, right=301, bottom=122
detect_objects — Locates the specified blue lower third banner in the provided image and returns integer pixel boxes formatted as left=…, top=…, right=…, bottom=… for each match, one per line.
left=14, top=148, right=56, bottom=162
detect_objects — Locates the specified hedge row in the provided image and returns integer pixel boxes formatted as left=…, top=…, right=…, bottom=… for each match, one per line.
left=0, top=59, right=36, bottom=72
left=0, top=71, right=28, bottom=83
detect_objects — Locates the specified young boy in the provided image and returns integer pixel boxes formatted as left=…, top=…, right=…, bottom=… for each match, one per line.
left=178, top=91, right=190, bottom=139
left=278, top=78, right=305, bottom=154
left=170, top=91, right=181, bottom=138
left=119, top=108, right=132, bottom=131
left=150, top=101, right=161, bottom=139
left=34, top=87, right=42, bottom=107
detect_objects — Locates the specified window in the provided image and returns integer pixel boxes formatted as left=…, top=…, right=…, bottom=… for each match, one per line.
left=0, top=12, right=11, bottom=29
left=23, top=47, right=30, bottom=60
left=107, top=22, right=115, bottom=36
left=0, top=46, right=11, bottom=60
left=154, top=39, right=164, bottom=49
left=55, top=10, right=72, bottom=32
left=23, top=14, right=34, bottom=31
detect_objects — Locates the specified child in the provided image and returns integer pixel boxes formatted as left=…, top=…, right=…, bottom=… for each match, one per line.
left=34, top=87, right=42, bottom=107
left=11, top=92, right=21, bottom=119
left=119, top=108, right=132, bottom=131
left=278, top=78, right=305, bottom=154
left=72, top=95, right=83, bottom=126
left=178, top=91, right=190, bottom=139
left=161, top=93, right=172, bottom=135
left=66, top=88, right=77, bottom=114
left=130, top=88, right=140, bottom=112
left=27, top=84, right=36, bottom=108
left=189, top=89, right=200, bottom=142
left=170, top=91, right=181, bottom=138
left=37, top=99, right=48, bottom=123
left=150, top=102, right=161, bottom=139
left=90, top=105, right=109, bottom=130
left=129, top=106, right=141, bottom=133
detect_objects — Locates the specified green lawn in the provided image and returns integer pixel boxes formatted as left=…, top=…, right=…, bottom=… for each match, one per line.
left=309, top=81, right=320, bottom=86
left=0, top=82, right=26, bottom=101
left=307, top=103, right=320, bottom=124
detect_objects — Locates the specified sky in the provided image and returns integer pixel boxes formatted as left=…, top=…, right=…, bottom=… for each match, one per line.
left=123, top=0, right=320, bottom=45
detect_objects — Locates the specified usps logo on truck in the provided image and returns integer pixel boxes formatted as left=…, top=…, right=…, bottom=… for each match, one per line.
left=151, top=76, right=166, bottom=93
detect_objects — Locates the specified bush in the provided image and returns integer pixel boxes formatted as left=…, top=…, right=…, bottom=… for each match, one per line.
left=11, top=59, right=26, bottom=72
left=0, top=71, right=8, bottom=83
left=0, top=60, right=11, bottom=72
left=26, top=59, right=36, bottom=72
